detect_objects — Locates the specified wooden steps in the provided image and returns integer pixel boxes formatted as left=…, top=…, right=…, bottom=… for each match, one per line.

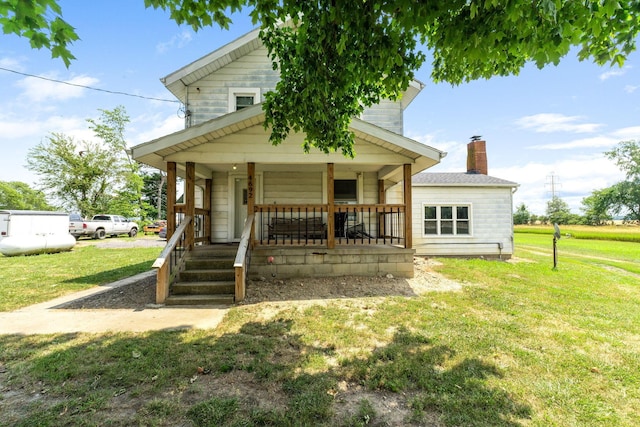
left=165, top=244, right=238, bottom=306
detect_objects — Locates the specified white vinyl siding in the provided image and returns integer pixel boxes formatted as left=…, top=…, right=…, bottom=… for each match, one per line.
left=186, top=47, right=278, bottom=126
left=360, top=99, right=403, bottom=134
left=263, top=172, right=323, bottom=205
left=412, top=186, right=514, bottom=257
left=211, top=171, right=229, bottom=242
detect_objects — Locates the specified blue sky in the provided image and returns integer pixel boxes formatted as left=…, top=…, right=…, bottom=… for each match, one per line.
left=1, top=1, right=639, bottom=215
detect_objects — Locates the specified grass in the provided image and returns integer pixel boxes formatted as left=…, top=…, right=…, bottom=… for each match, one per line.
left=0, top=239, right=159, bottom=311
left=1, top=228, right=639, bottom=426
left=516, top=224, right=640, bottom=243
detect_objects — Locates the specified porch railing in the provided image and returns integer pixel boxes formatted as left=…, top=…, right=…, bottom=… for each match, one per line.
left=175, top=205, right=209, bottom=243
left=152, top=216, right=191, bottom=304
left=233, top=214, right=254, bottom=302
left=335, top=204, right=405, bottom=246
left=254, top=204, right=328, bottom=245
left=253, top=204, right=405, bottom=246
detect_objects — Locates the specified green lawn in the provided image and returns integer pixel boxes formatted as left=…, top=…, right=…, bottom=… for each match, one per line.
left=0, top=230, right=639, bottom=426
left=0, top=241, right=160, bottom=311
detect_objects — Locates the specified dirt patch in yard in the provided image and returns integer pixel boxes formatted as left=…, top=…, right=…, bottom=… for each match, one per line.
left=61, top=256, right=461, bottom=310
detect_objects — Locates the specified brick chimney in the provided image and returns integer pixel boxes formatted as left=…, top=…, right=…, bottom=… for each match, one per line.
left=467, top=139, right=488, bottom=175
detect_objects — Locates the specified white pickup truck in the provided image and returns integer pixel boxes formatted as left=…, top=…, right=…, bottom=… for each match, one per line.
left=72, top=214, right=138, bottom=239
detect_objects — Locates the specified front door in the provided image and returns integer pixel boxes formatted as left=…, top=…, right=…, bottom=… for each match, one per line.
left=234, top=178, right=248, bottom=239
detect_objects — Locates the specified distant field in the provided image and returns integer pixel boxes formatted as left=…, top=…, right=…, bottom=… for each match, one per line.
left=515, top=224, right=640, bottom=243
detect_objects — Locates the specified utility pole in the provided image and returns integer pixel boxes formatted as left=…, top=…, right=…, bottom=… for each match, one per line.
left=546, top=172, right=561, bottom=198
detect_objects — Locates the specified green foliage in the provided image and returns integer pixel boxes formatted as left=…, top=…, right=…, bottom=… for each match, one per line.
left=8, top=1, right=639, bottom=156
left=513, top=202, right=531, bottom=225
left=581, top=187, right=616, bottom=225
left=593, top=140, right=640, bottom=222
left=546, top=195, right=572, bottom=225
left=141, top=170, right=167, bottom=220
left=143, top=0, right=640, bottom=156
left=0, top=0, right=79, bottom=66
left=25, top=106, right=151, bottom=219
left=0, top=181, right=54, bottom=210
left=26, top=133, right=116, bottom=217
left=606, top=140, right=640, bottom=179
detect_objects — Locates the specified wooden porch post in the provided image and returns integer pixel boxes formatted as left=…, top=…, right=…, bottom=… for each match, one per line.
left=204, top=178, right=212, bottom=243
left=247, top=162, right=255, bottom=248
left=166, top=162, right=177, bottom=241
left=403, top=164, right=412, bottom=249
left=327, top=163, right=335, bottom=249
left=185, top=162, right=195, bottom=249
left=378, top=179, right=386, bottom=238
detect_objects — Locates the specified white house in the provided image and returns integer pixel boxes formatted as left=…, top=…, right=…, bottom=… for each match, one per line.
left=130, top=27, right=515, bottom=304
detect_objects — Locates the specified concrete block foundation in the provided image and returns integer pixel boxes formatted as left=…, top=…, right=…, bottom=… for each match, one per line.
left=250, top=246, right=415, bottom=279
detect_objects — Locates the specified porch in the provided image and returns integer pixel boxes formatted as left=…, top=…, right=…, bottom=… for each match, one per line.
left=151, top=161, right=416, bottom=305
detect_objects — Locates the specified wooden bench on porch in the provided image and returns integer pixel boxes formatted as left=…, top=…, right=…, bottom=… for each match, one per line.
left=268, top=217, right=327, bottom=240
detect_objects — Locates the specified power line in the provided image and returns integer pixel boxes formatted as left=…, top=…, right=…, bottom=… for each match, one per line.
left=0, top=66, right=181, bottom=104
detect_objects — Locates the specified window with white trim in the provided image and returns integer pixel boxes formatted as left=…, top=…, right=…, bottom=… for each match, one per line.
left=423, top=205, right=470, bottom=236
left=228, top=88, right=260, bottom=112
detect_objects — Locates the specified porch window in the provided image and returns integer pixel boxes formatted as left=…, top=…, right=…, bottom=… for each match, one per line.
left=423, top=204, right=470, bottom=236
left=334, top=179, right=357, bottom=202
left=228, top=88, right=260, bottom=112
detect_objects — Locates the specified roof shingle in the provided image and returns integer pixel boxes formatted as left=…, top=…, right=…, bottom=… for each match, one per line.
left=412, top=172, right=518, bottom=187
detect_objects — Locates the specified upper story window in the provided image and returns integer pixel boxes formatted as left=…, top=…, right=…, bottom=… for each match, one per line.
left=423, top=204, right=471, bottom=236
left=228, top=88, right=260, bottom=112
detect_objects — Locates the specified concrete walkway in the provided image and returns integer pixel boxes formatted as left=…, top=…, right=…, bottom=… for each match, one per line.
left=0, top=272, right=228, bottom=334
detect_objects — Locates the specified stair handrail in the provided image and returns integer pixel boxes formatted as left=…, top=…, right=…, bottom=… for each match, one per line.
left=152, top=216, right=192, bottom=304
left=233, top=214, right=255, bottom=301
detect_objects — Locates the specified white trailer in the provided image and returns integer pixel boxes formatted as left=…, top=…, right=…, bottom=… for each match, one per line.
left=0, top=210, right=76, bottom=256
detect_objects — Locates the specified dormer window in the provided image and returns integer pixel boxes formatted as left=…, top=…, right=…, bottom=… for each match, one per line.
left=236, top=96, right=254, bottom=110
left=228, top=88, right=260, bottom=112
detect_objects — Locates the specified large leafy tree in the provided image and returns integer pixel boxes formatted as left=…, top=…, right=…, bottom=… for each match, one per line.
left=591, top=140, right=640, bottom=222
left=26, top=107, right=149, bottom=218
left=581, top=188, right=615, bottom=225
left=26, top=133, right=115, bottom=217
left=87, top=106, right=148, bottom=219
left=0, top=181, right=54, bottom=210
left=4, top=1, right=640, bottom=155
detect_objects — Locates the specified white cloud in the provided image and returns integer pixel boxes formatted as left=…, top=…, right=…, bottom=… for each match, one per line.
left=156, top=31, right=194, bottom=54
left=599, top=68, right=628, bottom=81
left=0, top=56, right=25, bottom=70
left=515, top=113, right=602, bottom=133
left=0, top=113, right=87, bottom=139
left=624, top=85, right=639, bottom=93
left=15, top=73, right=100, bottom=103
left=408, top=133, right=464, bottom=171
left=611, top=126, right=640, bottom=140
left=527, top=135, right=618, bottom=150
left=129, top=113, right=184, bottom=145
left=495, top=155, right=624, bottom=214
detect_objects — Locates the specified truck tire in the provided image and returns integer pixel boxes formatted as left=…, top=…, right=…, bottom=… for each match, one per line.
left=129, top=228, right=138, bottom=238
left=95, top=229, right=106, bottom=240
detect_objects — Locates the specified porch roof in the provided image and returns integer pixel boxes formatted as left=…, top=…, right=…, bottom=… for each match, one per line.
left=131, top=104, right=446, bottom=184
